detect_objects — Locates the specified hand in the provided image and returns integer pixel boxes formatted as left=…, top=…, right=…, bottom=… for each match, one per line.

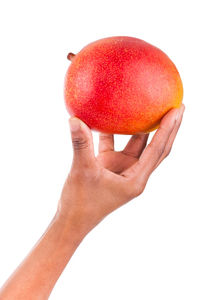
left=0, top=104, right=185, bottom=300
left=57, top=104, right=185, bottom=237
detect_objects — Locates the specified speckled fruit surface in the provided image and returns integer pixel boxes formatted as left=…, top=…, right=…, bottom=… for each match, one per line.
left=64, top=36, right=183, bottom=134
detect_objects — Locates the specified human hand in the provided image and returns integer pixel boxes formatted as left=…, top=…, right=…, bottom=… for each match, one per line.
left=57, top=104, right=185, bottom=238
left=0, top=105, right=185, bottom=300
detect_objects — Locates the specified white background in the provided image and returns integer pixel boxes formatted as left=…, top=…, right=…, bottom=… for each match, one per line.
left=0, top=0, right=199, bottom=299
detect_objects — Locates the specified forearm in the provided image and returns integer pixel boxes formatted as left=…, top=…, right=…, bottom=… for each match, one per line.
left=0, top=212, right=85, bottom=300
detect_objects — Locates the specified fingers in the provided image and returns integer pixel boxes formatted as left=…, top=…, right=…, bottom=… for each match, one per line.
left=98, top=133, right=114, bottom=153
left=124, top=107, right=180, bottom=182
left=135, top=107, right=182, bottom=179
left=122, top=134, right=149, bottom=158
left=69, top=117, right=95, bottom=167
left=155, top=104, right=185, bottom=168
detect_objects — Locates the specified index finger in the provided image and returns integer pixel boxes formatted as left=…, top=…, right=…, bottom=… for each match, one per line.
left=98, top=133, right=114, bottom=153
left=132, top=107, right=180, bottom=179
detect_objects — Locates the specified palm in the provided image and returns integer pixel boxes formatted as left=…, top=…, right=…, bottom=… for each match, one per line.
left=96, top=134, right=149, bottom=175
left=97, top=150, right=137, bottom=174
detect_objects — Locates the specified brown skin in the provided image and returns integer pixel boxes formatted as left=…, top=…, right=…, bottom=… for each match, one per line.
left=0, top=104, right=185, bottom=299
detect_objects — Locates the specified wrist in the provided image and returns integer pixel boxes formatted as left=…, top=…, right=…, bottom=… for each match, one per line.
left=53, top=209, right=88, bottom=245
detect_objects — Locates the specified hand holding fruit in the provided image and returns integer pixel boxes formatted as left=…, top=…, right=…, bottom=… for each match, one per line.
left=0, top=36, right=185, bottom=300
left=57, top=104, right=185, bottom=236
left=61, top=36, right=184, bottom=235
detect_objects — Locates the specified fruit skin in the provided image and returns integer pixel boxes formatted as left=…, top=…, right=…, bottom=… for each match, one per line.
left=64, top=36, right=183, bottom=134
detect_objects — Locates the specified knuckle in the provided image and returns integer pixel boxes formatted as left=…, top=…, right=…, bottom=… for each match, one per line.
left=123, top=177, right=145, bottom=199
left=133, top=179, right=145, bottom=196
left=165, top=146, right=172, bottom=158
left=72, top=137, right=89, bottom=150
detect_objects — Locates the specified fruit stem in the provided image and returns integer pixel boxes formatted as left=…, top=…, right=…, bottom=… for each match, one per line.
left=67, top=52, right=76, bottom=61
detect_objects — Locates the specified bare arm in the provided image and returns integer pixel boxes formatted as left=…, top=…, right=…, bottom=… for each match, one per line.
left=0, top=215, right=84, bottom=299
left=0, top=104, right=185, bottom=299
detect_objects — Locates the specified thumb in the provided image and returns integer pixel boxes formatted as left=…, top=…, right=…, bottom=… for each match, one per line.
left=69, top=117, right=95, bottom=166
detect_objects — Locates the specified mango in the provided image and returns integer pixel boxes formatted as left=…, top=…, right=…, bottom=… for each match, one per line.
left=64, top=36, right=183, bottom=134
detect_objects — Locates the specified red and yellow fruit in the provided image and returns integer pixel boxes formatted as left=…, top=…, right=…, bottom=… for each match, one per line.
left=64, top=36, right=183, bottom=134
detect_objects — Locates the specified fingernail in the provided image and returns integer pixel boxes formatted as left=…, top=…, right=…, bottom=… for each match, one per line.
left=69, top=118, right=80, bottom=132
